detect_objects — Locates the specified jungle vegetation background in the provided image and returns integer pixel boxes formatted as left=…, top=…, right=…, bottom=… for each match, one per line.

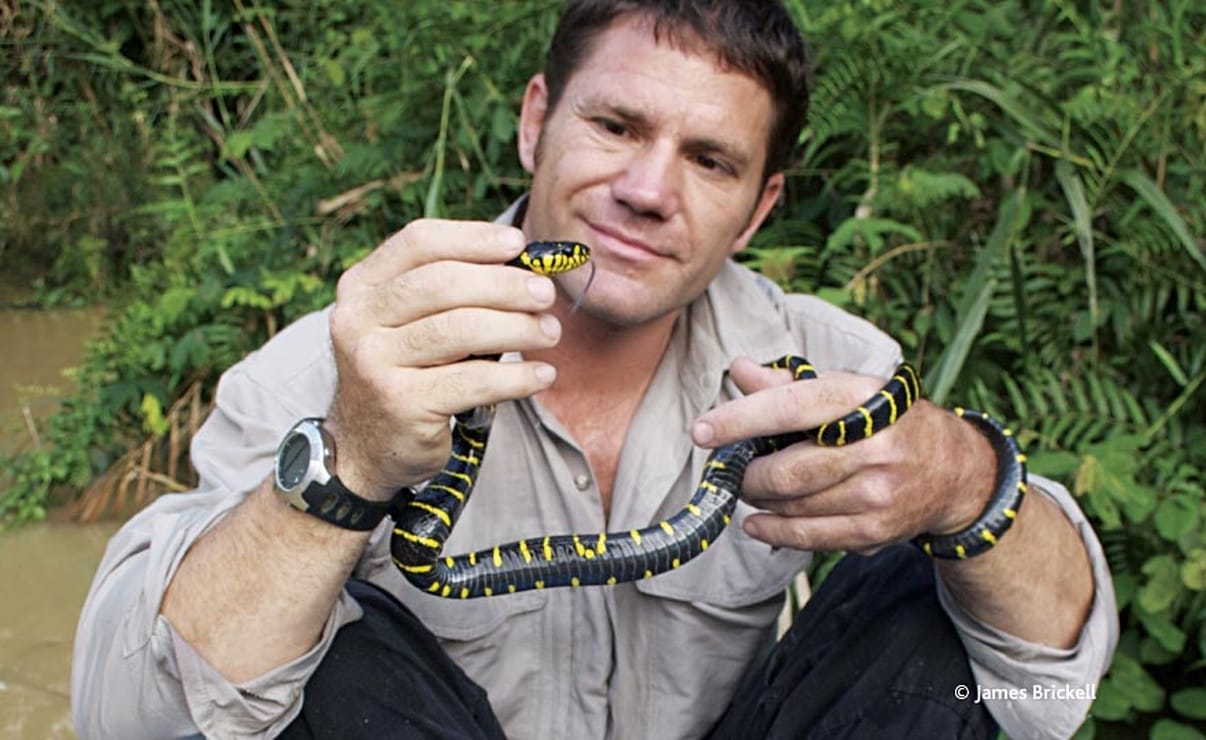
left=1, top=0, right=1203, bottom=736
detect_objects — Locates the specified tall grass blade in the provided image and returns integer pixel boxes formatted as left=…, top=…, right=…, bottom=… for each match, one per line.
left=1120, top=168, right=1206, bottom=274
left=940, top=79, right=1059, bottom=146
left=424, top=57, right=475, bottom=219
left=1055, top=161, right=1099, bottom=359
left=1148, top=340, right=1189, bottom=387
left=925, top=189, right=1028, bottom=404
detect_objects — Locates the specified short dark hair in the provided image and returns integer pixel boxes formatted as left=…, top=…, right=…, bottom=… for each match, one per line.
left=543, top=0, right=813, bottom=179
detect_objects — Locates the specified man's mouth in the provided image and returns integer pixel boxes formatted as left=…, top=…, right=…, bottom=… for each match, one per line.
left=585, top=221, right=670, bottom=264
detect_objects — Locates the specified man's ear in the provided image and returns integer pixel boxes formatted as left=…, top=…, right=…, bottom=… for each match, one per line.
left=730, top=172, right=785, bottom=255
left=518, top=73, right=550, bottom=175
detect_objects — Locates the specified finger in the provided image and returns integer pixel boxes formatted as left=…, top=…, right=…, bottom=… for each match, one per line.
left=738, top=442, right=860, bottom=501
left=341, top=220, right=527, bottom=292
left=368, top=308, right=561, bottom=367
left=693, top=372, right=884, bottom=448
left=743, top=469, right=897, bottom=519
left=413, top=358, right=558, bottom=418
left=742, top=510, right=903, bottom=554
left=351, top=260, right=556, bottom=329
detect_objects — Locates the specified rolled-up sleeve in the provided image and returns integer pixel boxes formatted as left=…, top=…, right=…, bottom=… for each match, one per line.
left=71, top=308, right=360, bottom=738
left=937, top=475, right=1119, bottom=739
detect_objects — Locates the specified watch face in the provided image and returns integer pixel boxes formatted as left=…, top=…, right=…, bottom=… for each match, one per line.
left=277, top=431, right=313, bottom=491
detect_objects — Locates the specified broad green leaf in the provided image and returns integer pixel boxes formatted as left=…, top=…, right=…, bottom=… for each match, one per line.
left=1076, top=455, right=1102, bottom=497
left=157, top=286, right=195, bottom=323
left=1029, top=450, right=1080, bottom=478
left=1112, top=572, right=1136, bottom=610
left=1170, top=689, right=1206, bottom=720
left=1107, top=654, right=1165, bottom=713
left=1182, top=549, right=1206, bottom=591
left=222, top=130, right=255, bottom=160
left=1151, top=719, right=1206, bottom=740
left=1090, top=678, right=1132, bottom=721
left=1140, top=637, right=1181, bottom=666
left=1154, top=496, right=1199, bottom=542
left=1139, top=555, right=1183, bottom=613
left=816, top=287, right=852, bottom=309
left=140, top=393, right=168, bottom=438
left=1136, top=605, right=1188, bottom=653
left=1087, top=487, right=1122, bottom=530
left=323, top=59, right=346, bottom=88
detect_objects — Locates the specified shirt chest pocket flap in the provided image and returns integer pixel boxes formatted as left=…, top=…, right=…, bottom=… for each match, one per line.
left=393, top=574, right=548, bottom=642
left=633, top=498, right=808, bottom=609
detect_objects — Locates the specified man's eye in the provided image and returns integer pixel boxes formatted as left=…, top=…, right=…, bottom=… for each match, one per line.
left=694, top=154, right=732, bottom=175
left=595, top=118, right=627, bottom=137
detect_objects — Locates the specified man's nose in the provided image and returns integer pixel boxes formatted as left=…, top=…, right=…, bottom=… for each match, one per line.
left=611, top=140, right=680, bottom=220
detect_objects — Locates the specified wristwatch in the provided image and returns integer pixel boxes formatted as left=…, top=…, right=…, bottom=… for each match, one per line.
left=273, top=417, right=393, bottom=531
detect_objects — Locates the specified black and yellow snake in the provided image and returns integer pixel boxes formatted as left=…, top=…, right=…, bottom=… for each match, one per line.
left=389, top=241, right=1026, bottom=598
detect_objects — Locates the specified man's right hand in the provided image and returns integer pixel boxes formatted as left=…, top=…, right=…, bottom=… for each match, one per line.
left=324, top=219, right=562, bottom=501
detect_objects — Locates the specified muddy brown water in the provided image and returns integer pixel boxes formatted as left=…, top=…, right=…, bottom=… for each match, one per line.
left=0, top=522, right=119, bottom=738
left=1, top=304, right=113, bottom=739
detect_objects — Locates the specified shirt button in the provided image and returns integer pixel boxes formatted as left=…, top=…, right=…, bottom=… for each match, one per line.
left=574, top=474, right=591, bottom=490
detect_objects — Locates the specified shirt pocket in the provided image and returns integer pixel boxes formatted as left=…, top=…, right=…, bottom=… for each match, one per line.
left=394, top=577, right=548, bottom=641
left=632, top=499, right=809, bottom=610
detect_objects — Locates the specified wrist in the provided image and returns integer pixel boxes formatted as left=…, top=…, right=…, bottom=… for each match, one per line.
left=914, top=407, right=1029, bottom=560
left=319, top=415, right=405, bottom=503
left=273, top=418, right=407, bottom=530
left=931, top=412, right=999, bottom=534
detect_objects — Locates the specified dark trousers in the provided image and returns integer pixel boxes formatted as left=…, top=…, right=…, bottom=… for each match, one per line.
left=279, top=546, right=995, bottom=739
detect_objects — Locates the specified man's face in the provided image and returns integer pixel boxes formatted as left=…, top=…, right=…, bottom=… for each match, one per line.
left=518, top=14, right=784, bottom=327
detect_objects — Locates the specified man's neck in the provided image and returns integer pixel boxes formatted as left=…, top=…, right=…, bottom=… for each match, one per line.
left=526, top=295, right=680, bottom=516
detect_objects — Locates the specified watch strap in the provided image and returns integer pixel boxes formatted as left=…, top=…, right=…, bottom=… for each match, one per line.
left=297, top=475, right=393, bottom=531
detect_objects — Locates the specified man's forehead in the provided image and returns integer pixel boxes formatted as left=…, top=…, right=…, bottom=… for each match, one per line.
left=578, top=13, right=732, bottom=77
left=568, top=18, right=772, bottom=161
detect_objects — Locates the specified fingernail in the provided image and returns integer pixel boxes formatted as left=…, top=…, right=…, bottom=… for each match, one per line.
left=692, top=421, right=714, bottom=445
left=534, top=363, right=556, bottom=384
left=539, top=314, right=561, bottom=339
left=528, top=276, right=554, bottom=301
left=496, top=228, right=525, bottom=250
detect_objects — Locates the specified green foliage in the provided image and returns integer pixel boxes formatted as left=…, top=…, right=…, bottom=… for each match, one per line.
left=2, top=0, right=1203, bottom=735
left=768, top=0, right=1205, bottom=735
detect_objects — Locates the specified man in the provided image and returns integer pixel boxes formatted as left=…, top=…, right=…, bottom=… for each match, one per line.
left=73, top=1, right=1117, bottom=738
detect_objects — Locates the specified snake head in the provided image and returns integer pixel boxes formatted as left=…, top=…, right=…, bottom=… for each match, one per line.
left=509, top=241, right=592, bottom=275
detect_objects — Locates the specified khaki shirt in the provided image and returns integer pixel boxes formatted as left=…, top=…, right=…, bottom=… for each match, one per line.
left=72, top=237, right=1117, bottom=739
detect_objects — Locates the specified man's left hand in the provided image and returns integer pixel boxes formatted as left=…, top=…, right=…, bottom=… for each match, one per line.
left=692, top=356, right=997, bottom=554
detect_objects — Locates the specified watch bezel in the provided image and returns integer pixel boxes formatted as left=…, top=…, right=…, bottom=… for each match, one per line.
left=274, top=417, right=334, bottom=513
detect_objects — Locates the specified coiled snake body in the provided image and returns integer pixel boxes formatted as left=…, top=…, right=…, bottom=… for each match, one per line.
left=390, top=241, right=1022, bottom=598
